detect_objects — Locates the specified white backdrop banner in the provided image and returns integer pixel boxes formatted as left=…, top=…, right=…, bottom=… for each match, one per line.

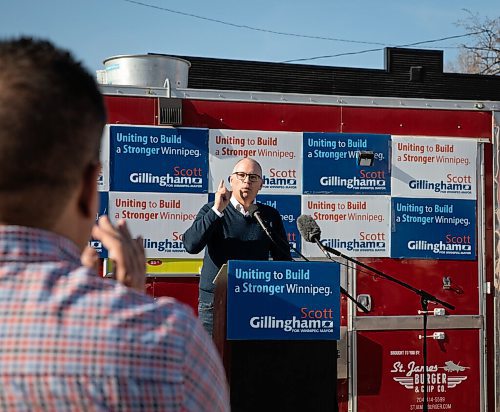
left=391, top=136, right=477, bottom=199
left=109, top=192, right=206, bottom=258
left=301, top=195, right=391, bottom=257
left=209, top=129, right=302, bottom=194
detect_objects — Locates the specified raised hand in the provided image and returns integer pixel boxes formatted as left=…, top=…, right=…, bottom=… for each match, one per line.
left=214, top=179, right=231, bottom=213
left=91, top=216, right=146, bottom=292
left=80, top=245, right=100, bottom=274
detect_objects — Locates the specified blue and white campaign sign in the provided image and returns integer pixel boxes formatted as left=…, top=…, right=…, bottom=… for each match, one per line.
left=110, top=125, right=208, bottom=193
left=391, top=197, right=476, bottom=260
left=303, top=133, right=391, bottom=194
left=227, top=260, right=340, bottom=340
left=209, top=129, right=302, bottom=194
left=301, top=195, right=391, bottom=257
left=89, top=192, right=109, bottom=258
left=109, top=192, right=206, bottom=258
left=256, top=194, right=302, bottom=257
left=391, top=136, right=477, bottom=199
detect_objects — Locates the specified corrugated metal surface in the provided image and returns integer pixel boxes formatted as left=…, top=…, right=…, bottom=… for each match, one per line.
left=175, top=48, right=500, bottom=101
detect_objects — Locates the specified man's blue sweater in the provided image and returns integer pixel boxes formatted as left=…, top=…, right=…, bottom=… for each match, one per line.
left=183, top=201, right=291, bottom=296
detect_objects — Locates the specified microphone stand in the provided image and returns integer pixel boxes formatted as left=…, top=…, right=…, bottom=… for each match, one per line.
left=317, top=239, right=454, bottom=412
left=253, top=211, right=369, bottom=313
left=279, top=235, right=369, bottom=313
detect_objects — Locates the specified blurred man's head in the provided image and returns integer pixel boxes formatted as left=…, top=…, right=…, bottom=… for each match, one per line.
left=229, top=158, right=263, bottom=206
left=0, top=37, right=105, bottom=239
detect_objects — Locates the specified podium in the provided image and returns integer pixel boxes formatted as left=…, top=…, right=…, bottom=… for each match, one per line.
left=213, top=260, right=339, bottom=412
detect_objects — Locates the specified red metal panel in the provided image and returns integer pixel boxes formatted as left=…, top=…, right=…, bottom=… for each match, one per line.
left=182, top=100, right=342, bottom=132
left=182, top=99, right=491, bottom=138
left=102, top=96, right=491, bottom=138
left=145, top=277, right=199, bottom=314
left=340, top=295, right=348, bottom=326
left=355, top=258, right=478, bottom=316
left=104, top=96, right=158, bottom=125
left=338, top=379, right=349, bottom=412
left=341, top=107, right=492, bottom=138
left=357, top=329, right=481, bottom=412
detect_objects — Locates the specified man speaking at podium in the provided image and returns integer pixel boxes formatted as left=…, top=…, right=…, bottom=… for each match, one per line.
left=183, top=157, right=291, bottom=335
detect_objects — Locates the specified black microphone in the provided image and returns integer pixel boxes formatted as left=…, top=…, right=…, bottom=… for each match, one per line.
left=248, top=203, right=301, bottom=261
left=248, top=204, right=273, bottom=239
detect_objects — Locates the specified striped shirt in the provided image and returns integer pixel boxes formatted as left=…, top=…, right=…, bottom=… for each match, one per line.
left=0, top=226, right=229, bottom=411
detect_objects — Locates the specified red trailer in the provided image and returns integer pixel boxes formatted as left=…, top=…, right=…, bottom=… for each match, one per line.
left=98, top=47, right=500, bottom=411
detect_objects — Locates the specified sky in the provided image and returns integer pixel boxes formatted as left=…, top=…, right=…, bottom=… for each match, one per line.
left=1, top=0, right=498, bottom=75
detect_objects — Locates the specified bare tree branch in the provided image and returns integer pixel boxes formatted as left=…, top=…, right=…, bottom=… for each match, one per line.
left=448, top=10, right=499, bottom=75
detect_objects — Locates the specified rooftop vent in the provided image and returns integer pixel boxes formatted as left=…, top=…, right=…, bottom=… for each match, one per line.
left=99, top=54, right=191, bottom=89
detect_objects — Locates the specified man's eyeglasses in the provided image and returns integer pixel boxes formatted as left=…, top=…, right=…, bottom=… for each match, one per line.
left=232, top=172, right=262, bottom=183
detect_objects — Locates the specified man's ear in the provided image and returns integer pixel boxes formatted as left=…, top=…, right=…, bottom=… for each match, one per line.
left=78, top=162, right=100, bottom=218
left=228, top=174, right=235, bottom=190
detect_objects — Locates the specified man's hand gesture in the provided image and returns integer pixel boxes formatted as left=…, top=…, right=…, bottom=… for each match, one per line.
left=89, top=216, right=146, bottom=293
left=214, top=179, right=231, bottom=213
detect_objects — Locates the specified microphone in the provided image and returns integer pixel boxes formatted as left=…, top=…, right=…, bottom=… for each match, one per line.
left=248, top=204, right=273, bottom=239
left=296, top=214, right=369, bottom=313
left=248, top=203, right=301, bottom=261
left=296, top=214, right=335, bottom=257
left=296, top=214, right=320, bottom=242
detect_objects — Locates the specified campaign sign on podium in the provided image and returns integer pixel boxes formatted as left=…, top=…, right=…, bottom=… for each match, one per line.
left=227, top=260, right=340, bottom=340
